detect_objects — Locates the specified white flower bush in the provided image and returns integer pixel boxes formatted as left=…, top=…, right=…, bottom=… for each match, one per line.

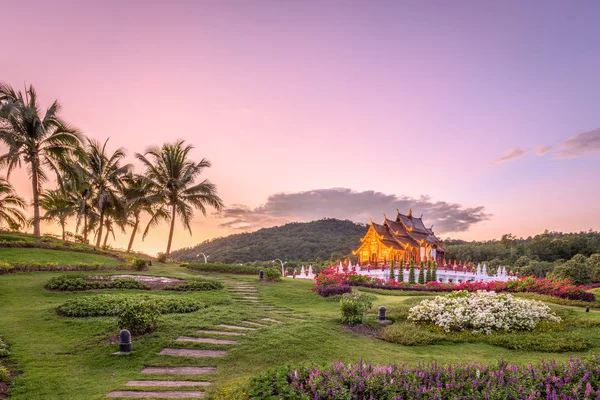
left=408, top=290, right=561, bottom=335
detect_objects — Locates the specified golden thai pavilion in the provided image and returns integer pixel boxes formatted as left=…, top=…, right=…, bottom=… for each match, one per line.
left=353, top=209, right=445, bottom=265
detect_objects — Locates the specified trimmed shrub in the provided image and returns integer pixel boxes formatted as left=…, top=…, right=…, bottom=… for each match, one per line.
left=0, top=261, right=14, bottom=274
left=340, top=292, right=373, bottom=325
left=45, top=275, right=149, bottom=291
left=164, top=278, right=223, bottom=291
left=156, top=253, right=168, bottom=263
left=111, top=278, right=150, bottom=290
left=57, top=294, right=205, bottom=317
left=317, top=285, right=352, bottom=297
left=0, top=366, right=9, bottom=383
left=132, top=258, right=148, bottom=271
left=117, top=302, right=159, bottom=335
left=263, top=268, right=282, bottom=282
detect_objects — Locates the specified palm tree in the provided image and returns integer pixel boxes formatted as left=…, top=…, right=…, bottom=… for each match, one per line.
left=136, top=140, right=223, bottom=255
left=0, top=178, right=26, bottom=230
left=76, top=139, right=131, bottom=247
left=122, top=174, right=168, bottom=252
left=39, top=189, right=75, bottom=240
left=0, top=83, right=84, bottom=236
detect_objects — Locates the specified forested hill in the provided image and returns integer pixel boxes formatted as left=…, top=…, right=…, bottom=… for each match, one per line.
left=170, top=218, right=368, bottom=263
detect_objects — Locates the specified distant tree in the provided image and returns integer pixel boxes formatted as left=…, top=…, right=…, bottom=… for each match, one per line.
left=408, top=260, right=416, bottom=284
left=397, top=261, right=404, bottom=282
left=389, top=259, right=395, bottom=281
left=520, top=261, right=554, bottom=279
left=589, top=254, right=600, bottom=280
left=552, top=254, right=592, bottom=285
left=0, top=83, right=84, bottom=236
left=0, top=178, right=26, bottom=230
left=431, top=260, right=437, bottom=282
left=39, top=189, right=75, bottom=240
left=418, top=261, right=425, bottom=284
left=136, top=140, right=224, bottom=254
left=426, top=260, right=432, bottom=282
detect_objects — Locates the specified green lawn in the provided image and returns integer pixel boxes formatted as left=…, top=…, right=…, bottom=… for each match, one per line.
left=0, top=248, right=121, bottom=266
left=1, top=267, right=600, bottom=399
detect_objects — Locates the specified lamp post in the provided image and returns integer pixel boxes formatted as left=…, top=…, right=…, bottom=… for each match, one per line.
left=197, top=253, right=209, bottom=263
left=273, top=259, right=286, bottom=276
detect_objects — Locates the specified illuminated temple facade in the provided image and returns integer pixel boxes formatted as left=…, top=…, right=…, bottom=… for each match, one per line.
left=353, top=209, right=445, bottom=265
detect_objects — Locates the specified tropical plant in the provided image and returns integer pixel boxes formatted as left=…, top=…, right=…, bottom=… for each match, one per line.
left=135, top=140, right=223, bottom=254
left=418, top=261, right=425, bottom=284
left=39, top=189, right=75, bottom=240
left=0, top=178, right=26, bottom=230
left=73, top=139, right=131, bottom=247
left=122, top=173, right=167, bottom=252
left=0, top=83, right=83, bottom=236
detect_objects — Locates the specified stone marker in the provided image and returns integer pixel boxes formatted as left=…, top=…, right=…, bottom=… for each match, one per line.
left=119, top=329, right=132, bottom=353
left=377, top=306, right=392, bottom=326
left=259, top=270, right=264, bottom=280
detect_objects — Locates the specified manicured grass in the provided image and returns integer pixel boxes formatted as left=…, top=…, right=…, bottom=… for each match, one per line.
left=1, top=267, right=600, bottom=399
left=0, top=248, right=121, bottom=266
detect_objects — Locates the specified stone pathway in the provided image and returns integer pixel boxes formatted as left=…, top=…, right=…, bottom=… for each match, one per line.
left=105, top=279, right=303, bottom=398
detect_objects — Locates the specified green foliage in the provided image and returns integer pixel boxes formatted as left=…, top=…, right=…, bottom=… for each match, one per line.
left=156, top=252, right=168, bottom=263
left=590, top=254, right=600, bottom=279
left=418, top=262, right=425, bottom=284
left=426, top=261, right=432, bottom=282
left=552, top=254, right=592, bottom=285
left=117, top=302, right=159, bottom=335
left=45, top=275, right=150, bottom=291
left=164, top=278, right=223, bottom=291
left=339, top=292, right=373, bottom=325
left=389, top=261, right=395, bottom=280
left=431, top=261, right=437, bottom=281
left=263, top=268, right=282, bottom=282
left=0, top=261, right=13, bottom=273
left=132, top=258, right=148, bottom=271
left=170, top=218, right=367, bottom=263
left=408, top=260, right=416, bottom=284
left=0, top=366, right=9, bottom=383
left=0, top=337, right=9, bottom=358
left=57, top=294, right=205, bottom=317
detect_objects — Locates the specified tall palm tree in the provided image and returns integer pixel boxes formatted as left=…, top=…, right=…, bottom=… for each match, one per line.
left=39, top=189, right=75, bottom=240
left=0, top=82, right=84, bottom=236
left=122, top=173, right=168, bottom=252
left=136, top=140, right=223, bottom=254
left=76, top=139, right=131, bottom=247
left=0, top=178, right=26, bottom=230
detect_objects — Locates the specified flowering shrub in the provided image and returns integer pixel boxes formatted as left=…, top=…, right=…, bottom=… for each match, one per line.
left=317, top=270, right=596, bottom=302
left=408, top=290, right=561, bottom=334
left=247, top=358, right=600, bottom=399
left=317, top=285, right=352, bottom=297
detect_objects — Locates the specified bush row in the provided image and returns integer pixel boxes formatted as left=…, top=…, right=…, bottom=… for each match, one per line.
left=45, top=275, right=150, bottom=291
left=57, top=294, right=205, bottom=317
left=0, top=263, right=131, bottom=274
left=245, top=358, right=600, bottom=399
left=187, top=263, right=264, bottom=275
left=0, top=239, right=124, bottom=261
left=164, top=278, right=224, bottom=291
left=316, top=285, right=352, bottom=297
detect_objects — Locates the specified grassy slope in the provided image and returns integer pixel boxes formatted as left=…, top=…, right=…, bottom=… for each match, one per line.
left=1, top=266, right=600, bottom=399
left=0, top=248, right=121, bottom=266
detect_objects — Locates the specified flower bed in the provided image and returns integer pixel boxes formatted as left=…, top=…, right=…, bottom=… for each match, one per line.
left=408, top=290, right=561, bottom=334
left=245, top=358, right=600, bottom=399
left=315, top=268, right=596, bottom=302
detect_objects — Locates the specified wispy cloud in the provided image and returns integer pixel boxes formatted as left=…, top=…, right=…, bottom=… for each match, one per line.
left=490, top=148, right=526, bottom=165
left=555, top=128, right=600, bottom=159
left=536, top=145, right=552, bottom=156
left=217, top=188, right=491, bottom=234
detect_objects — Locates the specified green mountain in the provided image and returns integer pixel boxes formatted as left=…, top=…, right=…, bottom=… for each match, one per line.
left=170, top=218, right=368, bottom=263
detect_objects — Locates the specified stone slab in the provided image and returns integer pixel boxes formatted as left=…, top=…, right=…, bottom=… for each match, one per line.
left=217, top=324, right=255, bottom=331
left=125, top=381, right=211, bottom=387
left=261, top=318, right=282, bottom=323
left=196, top=330, right=244, bottom=336
left=140, top=367, right=217, bottom=375
left=106, top=391, right=204, bottom=398
left=159, top=348, right=227, bottom=358
left=177, top=336, right=236, bottom=345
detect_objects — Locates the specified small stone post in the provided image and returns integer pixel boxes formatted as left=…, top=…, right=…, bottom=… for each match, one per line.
left=259, top=270, right=264, bottom=280
left=378, top=306, right=386, bottom=321
left=119, top=329, right=132, bottom=353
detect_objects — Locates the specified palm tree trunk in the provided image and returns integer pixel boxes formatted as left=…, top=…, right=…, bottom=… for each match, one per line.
left=103, top=224, right=110, bottom=247
left=166, top=204, right=176, bottom=255
left=83, top=212, right=88, bottom=242
left=31, top=165, right=41, bottom=237
left=95, top=210, right=104, bottom=247
left=127, top=217, right=139, bottom=253
left=61, top=222, right=66, bottom=241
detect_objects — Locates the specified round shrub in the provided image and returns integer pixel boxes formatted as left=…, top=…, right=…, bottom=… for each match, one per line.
left=156, top=253, right=168, bottom=263
left=57, top=294, right=205, bottom=317
left=263, top=268, right=282, bottom=282
left=339, top=292, right=373, bottom=325
left=408, top=290, right=561, bottom=334
left=45, top=275, right=97, bottom=291
left=117, top=302, right=159, bottom=335
left=132, top=258, right=148, bottom=271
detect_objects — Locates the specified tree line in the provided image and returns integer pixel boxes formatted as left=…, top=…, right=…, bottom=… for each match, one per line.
left=0, top=82, right=223, bottom=254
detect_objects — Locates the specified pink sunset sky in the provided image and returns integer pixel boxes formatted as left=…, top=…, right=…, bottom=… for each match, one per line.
left=2, top=1, right=600, bottom=255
